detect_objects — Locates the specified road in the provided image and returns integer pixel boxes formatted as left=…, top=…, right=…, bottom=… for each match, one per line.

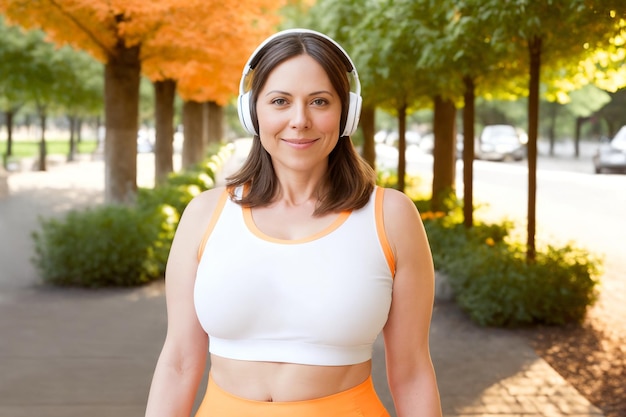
left=377, top=140, right=626, bottom=336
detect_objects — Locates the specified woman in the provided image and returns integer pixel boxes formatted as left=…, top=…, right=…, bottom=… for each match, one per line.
left=145, top=29, right=442, bottom=417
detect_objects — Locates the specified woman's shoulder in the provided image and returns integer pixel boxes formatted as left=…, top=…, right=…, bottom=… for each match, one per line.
left=378, top=187, right=423, bottom=235
left=180, top=186, right=229, bottom=221
left=379, top=187, right=417, bottom=212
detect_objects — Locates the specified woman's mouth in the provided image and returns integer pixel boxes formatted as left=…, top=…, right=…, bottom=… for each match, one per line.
left=282, top=138, right=319, bottom=148
left=283, top=138, right=318, bottom=144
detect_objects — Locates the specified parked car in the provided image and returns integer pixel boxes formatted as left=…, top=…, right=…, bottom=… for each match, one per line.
left=593, top=125, right=626, bottom=174
left=476, top=124, right=526, bottom=161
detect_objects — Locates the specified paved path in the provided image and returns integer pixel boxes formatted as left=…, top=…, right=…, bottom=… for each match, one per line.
left=0, top=143, right=604, bottom=416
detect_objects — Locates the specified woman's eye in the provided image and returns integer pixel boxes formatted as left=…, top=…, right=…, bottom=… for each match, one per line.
left=312, top=98, right=328, bottom=106
left=272, top=98, right=288, bottom=106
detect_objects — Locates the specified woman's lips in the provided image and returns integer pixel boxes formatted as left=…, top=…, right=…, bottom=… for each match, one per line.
left=283, top=138, right=318, bottom=144
left=282, top=138, right=319, bottom=148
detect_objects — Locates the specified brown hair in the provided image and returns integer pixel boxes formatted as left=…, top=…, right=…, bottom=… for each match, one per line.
left=227, top=31, right=375, bottom=215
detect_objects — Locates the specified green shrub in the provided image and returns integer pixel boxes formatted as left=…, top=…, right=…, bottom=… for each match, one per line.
left=422, top=213, right=601, bottom=327
left=30, top=143, right=234, bottom=288
left=137, top=142, right=233, bottom=216
left=377, top=170, right=600, bottom=327
left=137, top=183, right=202, bottom=217
left=32, top=204, right=178, bottom=287
left=165, top=171, right=214, bottom=191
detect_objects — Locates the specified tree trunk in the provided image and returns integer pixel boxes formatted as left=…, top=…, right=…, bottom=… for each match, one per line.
left=574, top=116, right=587, bottom=158
left=547, top=101, right=558, bottom=156
left=462, top=76, right=476, bottom=229
left=207, top=101, right=224, bottom=144
left=154, top=79, right=176, bottom=185
left=68, top=116, right=77, bottom=162
left=206, top=101, right=223, bottom=145
left=77, top=118, right=83, bottom=143
left=38, top=110, right=47, bottom=171
left=359, top=105, right=376, bottom=169
left=526, top=36, right=542, bottom=263
left=96, top=115, right=103, bottom=147
left=5, top=110, right=14, bottom=158
left=431, top=96, right=456, bottom=212
left=182, top=100, right=204, bottom=169
left=396, top=103, right=407, bottom=192
left=104, top=44, right=141, bottom=204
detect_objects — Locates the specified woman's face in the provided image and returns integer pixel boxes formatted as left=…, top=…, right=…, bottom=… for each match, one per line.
left=255, top=54, right=342, bottom=175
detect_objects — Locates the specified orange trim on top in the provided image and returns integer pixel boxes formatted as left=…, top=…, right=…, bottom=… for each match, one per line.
left=375, top=187, right=396, bottom=278
left=243, top=207, right=351, bottom=245
left=197, top=189, right=230, bottom=261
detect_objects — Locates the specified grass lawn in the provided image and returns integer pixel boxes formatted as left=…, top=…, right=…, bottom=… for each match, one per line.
left=1, top=139, right=99, bottom=159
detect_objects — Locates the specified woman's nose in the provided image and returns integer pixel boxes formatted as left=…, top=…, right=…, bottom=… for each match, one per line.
left=290, top=103, right=310, bottom=130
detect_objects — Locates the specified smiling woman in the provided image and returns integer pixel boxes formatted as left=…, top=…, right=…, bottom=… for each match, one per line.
left=255, top=54, right=342, bottom=178
left=145, top=29, right=442, bottom=417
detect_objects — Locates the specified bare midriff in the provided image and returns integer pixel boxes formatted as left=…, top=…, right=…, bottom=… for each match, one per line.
left=209, top=355, right=372, bottom=402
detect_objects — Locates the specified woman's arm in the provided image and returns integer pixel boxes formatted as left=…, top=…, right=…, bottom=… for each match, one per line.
left=145, top=189, right=223, bottom=417
left=381, top=188, right=442, bottom=417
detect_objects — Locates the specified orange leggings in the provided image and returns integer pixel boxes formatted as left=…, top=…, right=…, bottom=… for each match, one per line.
left=195, top=374, right=391, bottom=417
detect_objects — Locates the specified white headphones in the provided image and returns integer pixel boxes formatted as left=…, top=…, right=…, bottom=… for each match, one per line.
left=237, top=28, right=362, bottom=138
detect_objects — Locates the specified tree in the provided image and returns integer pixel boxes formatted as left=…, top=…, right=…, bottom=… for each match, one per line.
left=490, top=0, right=625, bottom=262
left=594, top=87, right=626, bottom=136
left=426, top=0, right=528, bottom=226
left=0, top=16, right=34, bottom=163
left=546, top=85, right=610, bottom=156
left=53, top=46, right=104, bottom=161
left=152, top=79, right=175, bottom=183
left=352, top=0, right=442, bottom=193
left=0, top=0, right=285, bottom=202
left=0, top=25, right=64, bottom=171
left=143, top=1, right=283, bottom=177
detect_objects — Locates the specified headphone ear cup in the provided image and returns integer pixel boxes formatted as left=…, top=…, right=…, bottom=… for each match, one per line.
left=238, top=92, right=257, bottom=136
left=342, top=92, right=362, bottom=137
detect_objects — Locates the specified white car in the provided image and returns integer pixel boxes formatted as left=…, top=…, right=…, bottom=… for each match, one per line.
left=476, top=125, right=526, bottom=161
left=593, top=125, right=626, bottom=174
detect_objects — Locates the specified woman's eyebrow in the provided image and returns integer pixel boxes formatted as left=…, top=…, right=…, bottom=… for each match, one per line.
left=265, top=90, right=292, bottom=96
left=264, top=90, right=334, bottom=97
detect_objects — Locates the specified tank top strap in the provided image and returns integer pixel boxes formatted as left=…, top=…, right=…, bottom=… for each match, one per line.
left=197, top=188, right=230, bottom=261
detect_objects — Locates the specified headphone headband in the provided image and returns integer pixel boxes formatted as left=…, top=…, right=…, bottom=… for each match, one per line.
left=237, top=28, right=362, bottom=137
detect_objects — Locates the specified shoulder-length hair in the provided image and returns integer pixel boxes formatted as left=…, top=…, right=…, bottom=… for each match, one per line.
left=227, top=31, right=375, bottom=215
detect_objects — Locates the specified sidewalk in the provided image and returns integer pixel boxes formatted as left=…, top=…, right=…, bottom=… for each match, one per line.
left=0, top=142, right=604, bottom=417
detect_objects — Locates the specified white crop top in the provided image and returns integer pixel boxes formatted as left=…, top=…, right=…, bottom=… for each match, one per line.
left=194, top=186, right=395, bottom=366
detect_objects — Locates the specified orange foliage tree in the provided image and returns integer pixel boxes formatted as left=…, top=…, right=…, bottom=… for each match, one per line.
left=141, top=1, right=283, bottom=180
left=0, top=0, right=284, bottom=202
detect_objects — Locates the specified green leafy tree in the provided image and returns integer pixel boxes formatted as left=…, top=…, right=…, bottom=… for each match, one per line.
left=546, top=85, right=610, bottom=156
left=0, top=22, right=101, bottom=169
left=595, top=87, right=626, bottom=135
left=53, top=46, right=104, bottom=161
left=358, top=0, right=452, bottom=195
left=487, top=0, right=624, bottom=261
left=424, top=0, right=528, bottom=225
left=8, top=28, right=60, bottom=171
left=0, top=16, right=34, bottom=161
